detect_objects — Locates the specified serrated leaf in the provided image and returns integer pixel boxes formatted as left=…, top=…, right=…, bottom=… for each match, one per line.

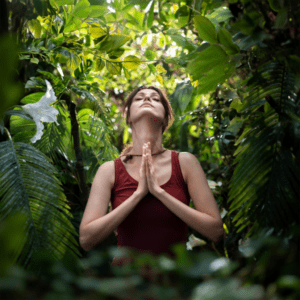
left=156, top=64, right=167, bottom=74
left=193, top=15, right=218, bottom=44
left=123, top=55, right=141, bottom=70
left=156, top=74, right=163, bottom=85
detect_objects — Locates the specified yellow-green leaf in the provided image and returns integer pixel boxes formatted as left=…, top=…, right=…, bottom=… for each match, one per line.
left=95, top=57, right=105, bottom=71
left=156, top=64, right=167, bottom=74
left=30, top=58, right=39, bottom=64
left=106, top=60, right=122, bottom=75
left=156, top=74, right=163, bottom=85
left=89, top=26, right=106, bottom=39
left=123, top=55, right=141, bottom=70
left=28, top=19, right=42, bottom=38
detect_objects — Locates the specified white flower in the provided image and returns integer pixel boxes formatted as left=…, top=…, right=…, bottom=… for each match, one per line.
left=186, top=234, right=207, bottom=250
left=23, top=80, right=59, bottom=143
left=57, top=63, right=64, bottom=78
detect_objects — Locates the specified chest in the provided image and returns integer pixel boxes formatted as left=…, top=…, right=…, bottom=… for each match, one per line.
left=121, top=154, right=172, bottom=186
left=119, top=151, right=187, bottom=186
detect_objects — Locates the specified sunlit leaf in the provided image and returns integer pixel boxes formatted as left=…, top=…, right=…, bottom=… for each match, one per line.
left=156, top=74, right=163, bottom=85
left=106, top=60, right=122, bottom=75
left=89, top=6, right=108, bottom=17
left=156, top=64, right=167, bottom=74
left=123, top=55, right=141, bottom=70
left=28, top=19, right=42, bottom=38
left=89, top=25, right=106, bottom=39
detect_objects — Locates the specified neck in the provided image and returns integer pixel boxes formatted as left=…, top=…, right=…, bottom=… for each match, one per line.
left=129, top=119, right=164, bottom=155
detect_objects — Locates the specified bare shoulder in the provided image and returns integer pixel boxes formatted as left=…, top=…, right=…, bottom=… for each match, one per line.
left=178, top=152, right=200, bottom=183
left=97, top=160, right=115, bottom=189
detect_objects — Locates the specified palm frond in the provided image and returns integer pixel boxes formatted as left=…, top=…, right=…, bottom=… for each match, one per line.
left=0, top=141, right=81, bottom=273
left=228, top=62, right=300, bottom=238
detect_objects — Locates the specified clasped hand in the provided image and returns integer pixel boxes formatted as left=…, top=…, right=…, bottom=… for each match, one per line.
left=142, top=142, right=162, bottom=196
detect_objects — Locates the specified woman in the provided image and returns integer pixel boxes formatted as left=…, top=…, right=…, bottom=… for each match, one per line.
left=79, top=85, right=224, bottom=274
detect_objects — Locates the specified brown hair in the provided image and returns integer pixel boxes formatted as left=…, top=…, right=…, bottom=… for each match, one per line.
left=120, top=86, right=175, bottom=162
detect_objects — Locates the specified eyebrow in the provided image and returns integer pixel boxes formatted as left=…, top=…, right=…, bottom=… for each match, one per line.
left=135, top=92, right=159, bottom=97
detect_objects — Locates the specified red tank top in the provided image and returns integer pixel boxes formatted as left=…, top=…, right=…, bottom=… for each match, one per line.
left=110, top=150, right=190, bottom=267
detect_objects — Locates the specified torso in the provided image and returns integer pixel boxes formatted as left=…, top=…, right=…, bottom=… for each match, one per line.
left=109, top=150, right=188, bottom=189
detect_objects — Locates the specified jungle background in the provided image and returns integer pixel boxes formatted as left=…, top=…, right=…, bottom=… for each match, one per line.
left=0, top=0, right=299, bottom=299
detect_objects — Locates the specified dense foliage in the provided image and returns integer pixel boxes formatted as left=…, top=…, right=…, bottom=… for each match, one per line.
left=0, top=0, right=299, bottom=299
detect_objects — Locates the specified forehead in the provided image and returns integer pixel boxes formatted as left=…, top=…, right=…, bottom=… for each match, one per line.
left=135, top=89, right=160, bottom=97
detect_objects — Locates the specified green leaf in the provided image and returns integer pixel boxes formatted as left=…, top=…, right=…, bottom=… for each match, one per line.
left=73, top=0, right=90, bottom=18
left=187, top=44, right=229, bottom=81
left=196, top=62, right=235, bottom=94
left=108, top=48, right=125, bottom=59
left=274, top=8, right=288, bottom=29
left=53, top=0, right=73, bottom=5
left=156, top=74, right=163, bottom=85
left=147, top=0, right=155, bottom=28
left=193, top=15, right=218, bottom=44
left=95, top=57, right=105, bottom=71
left=71, top=87, right=96, bottom=101
left=168, top=35, right=197, bottom=51
left=123, top=55, right=141, bottom=70
left=268, top=0, right=282, bottom=12
left=206, top=6, right=234, bottom=25
left=73, top=7, right=92, bottom=18
left=217, top=27, right=240, bottom=55
left=28, top=19, right=42, bottom=38
left=64, top=16, right=81, bottom=33
left=148, top=64, right=156, bottom=74
left=106, top=60, right=122, bottom=75
left=89, top=5, right=108, bottom=17
left=156, top=64, right=167, bottom=74
left=30, top=58, right=39, bottom=64
left=145, top=49, right=156, bottom=60
left=20, top=92, right=45, bottom=105
left=98, top=34, right=131, bottom=52
left=89, top=24, right=106, bottom=39
left=173, top=82, right=194, bottom=112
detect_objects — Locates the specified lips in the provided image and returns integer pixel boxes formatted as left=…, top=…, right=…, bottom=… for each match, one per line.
left=141, top=103, right=153, bottom=107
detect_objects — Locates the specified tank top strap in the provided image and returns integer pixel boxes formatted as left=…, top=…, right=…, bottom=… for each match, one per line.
left=172, top=150, right=188, bottom=190
left=112, top=157, right=122, bottom=192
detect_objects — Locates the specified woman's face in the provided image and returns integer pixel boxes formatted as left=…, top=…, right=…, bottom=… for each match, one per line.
left=128, top=88, right=166, bottom=129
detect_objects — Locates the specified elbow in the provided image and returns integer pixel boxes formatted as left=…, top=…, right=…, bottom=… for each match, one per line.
left=79, top=228, right=92, bottom=252
left=213, top=223, right=225, bottom=244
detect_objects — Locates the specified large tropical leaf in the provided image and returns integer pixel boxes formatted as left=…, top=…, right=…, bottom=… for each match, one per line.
left=0, top=140, right=81, bottom=274
left=228, top=62, right=300, bottom=238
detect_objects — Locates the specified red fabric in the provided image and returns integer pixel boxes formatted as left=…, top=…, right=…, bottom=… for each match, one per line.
left=110, top=150, right=190, bottom=267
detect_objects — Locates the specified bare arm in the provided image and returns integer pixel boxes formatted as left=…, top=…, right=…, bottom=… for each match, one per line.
left=80, top=191, right=143, bottom=251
